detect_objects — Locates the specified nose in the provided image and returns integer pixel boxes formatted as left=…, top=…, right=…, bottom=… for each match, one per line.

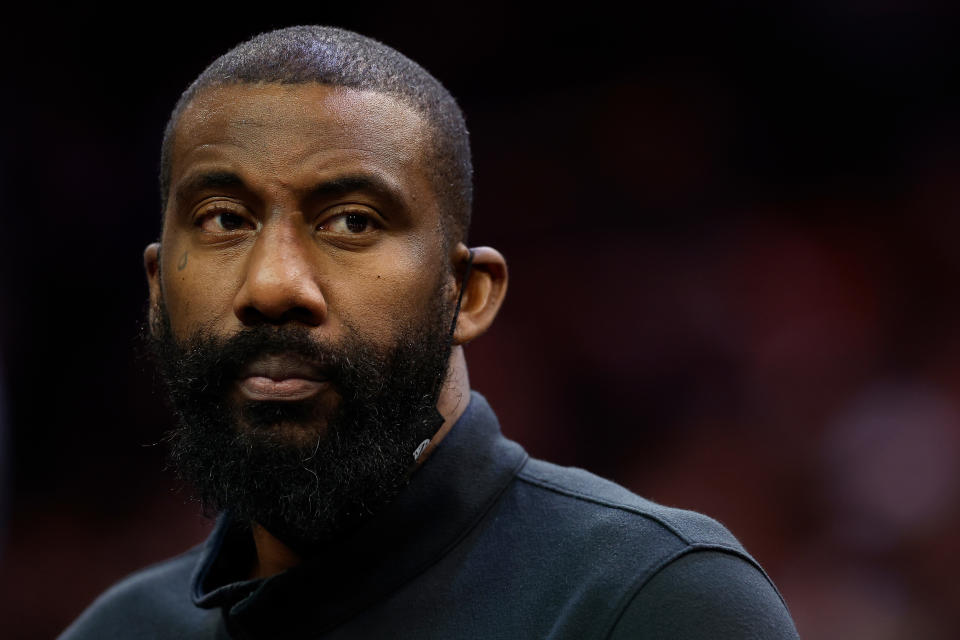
left=232, top=220, right=327, bottom=326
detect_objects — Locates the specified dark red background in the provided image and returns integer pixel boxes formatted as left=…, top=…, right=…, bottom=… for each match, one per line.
left=2, top=4, right=960, bottom=638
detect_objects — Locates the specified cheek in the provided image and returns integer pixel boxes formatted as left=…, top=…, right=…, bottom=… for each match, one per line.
left=328, top=238, right=447, bottom=331
left=160, top=246, right=244, bottom=338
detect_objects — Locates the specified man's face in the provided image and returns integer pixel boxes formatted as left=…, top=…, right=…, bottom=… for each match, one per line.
left=147, top=83, right=458, bottom=546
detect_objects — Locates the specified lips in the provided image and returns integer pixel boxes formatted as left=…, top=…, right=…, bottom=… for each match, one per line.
left=237, top=354, right=330, bottom=402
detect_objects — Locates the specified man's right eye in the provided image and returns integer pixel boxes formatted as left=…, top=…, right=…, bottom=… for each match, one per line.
left=198, top=211, right=254, bottom=233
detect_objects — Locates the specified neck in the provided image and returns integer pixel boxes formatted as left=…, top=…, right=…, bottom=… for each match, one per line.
left=248, top=346, right=471, bottom=579
left=414, top=345, right=470, bottom=464
left=249, top=522, right=302, bottom=579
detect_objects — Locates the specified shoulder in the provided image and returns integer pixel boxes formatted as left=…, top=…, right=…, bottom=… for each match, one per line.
left=508, top=458, right=799, bottom=638
left=58, top=547, right=215, bottom=640
left=516, top=457, right=748, bottom=553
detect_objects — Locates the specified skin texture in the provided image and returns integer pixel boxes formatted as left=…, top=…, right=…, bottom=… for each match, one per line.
left=144, top=83, right=507, bottom=578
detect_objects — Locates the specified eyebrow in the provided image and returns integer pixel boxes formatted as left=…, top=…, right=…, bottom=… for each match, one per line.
left=175, top=170, right=246, bottom=204
left=305, top=173, right=408, bottom=213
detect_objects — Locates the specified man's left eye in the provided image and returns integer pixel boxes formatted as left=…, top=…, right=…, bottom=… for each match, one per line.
left=320, top=213, right=375, bottom=234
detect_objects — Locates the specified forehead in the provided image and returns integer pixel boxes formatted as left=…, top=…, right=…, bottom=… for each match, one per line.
left=168, top=83, right=433, bottom=204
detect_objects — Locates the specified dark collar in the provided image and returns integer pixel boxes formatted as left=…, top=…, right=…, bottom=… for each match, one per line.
left=190, top=392, right=527, bottom=637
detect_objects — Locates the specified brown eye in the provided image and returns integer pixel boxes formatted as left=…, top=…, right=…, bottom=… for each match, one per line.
left=198, top=210, right=255, bottom=233
left=344, top=213, right=369, bottom=233
left=217, top=212, right=247, bottom=231
left=320, top=212, right=377, bottom=234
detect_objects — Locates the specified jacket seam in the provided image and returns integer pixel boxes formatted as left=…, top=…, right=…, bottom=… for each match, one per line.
left=517, top=466, right=695, bottom=545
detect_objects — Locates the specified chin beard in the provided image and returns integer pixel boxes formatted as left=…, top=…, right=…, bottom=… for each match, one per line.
left=146, top=285, right=454, bottom=552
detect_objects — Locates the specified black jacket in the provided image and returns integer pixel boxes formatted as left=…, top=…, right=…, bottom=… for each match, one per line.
left=60, top=393, right=799, bottom=639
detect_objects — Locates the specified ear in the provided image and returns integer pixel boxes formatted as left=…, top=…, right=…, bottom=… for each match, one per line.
left=144, top=242, right=162, bottom=333
left=451, top=244, right=508, bottom=345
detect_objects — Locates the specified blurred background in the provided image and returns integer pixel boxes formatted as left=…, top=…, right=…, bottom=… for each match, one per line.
left=2, top=3, right=960, bottom=638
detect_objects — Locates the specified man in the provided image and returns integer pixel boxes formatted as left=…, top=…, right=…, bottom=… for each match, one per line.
left=60, top=26, right=799, bottom=639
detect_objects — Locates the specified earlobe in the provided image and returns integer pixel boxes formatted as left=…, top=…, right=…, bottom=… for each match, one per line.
left=144, top=243, right=162, bottom=333
left=451, top=244, right=508, bottom=345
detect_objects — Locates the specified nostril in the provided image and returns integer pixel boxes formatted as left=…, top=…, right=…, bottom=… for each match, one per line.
left=236, top=305, right=270, bottom=326
left=282, top=306, right=324, bottom=326
left=236, top=304, right=322, bottom=327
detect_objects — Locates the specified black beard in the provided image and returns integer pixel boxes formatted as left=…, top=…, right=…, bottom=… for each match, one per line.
left=147, top=286, right=454, bottom=552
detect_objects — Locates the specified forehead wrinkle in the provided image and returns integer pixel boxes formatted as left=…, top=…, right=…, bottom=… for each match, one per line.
left=177, top=142, right=401, bottom=183
left=181, top=126, right=420, bottom=178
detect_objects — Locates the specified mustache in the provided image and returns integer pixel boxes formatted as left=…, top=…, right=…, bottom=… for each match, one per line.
left=164, top=324, right=377, bottom=397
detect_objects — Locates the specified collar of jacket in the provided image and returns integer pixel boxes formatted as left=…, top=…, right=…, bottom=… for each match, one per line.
left=190, top=391, right=528, bottom=638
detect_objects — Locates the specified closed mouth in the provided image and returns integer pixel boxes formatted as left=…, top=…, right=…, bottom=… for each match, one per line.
left=236, top=354, right=330, bottom=402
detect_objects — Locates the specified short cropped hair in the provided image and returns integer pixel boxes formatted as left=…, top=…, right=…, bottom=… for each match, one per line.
left=159, top=26, right=472, bottom=245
